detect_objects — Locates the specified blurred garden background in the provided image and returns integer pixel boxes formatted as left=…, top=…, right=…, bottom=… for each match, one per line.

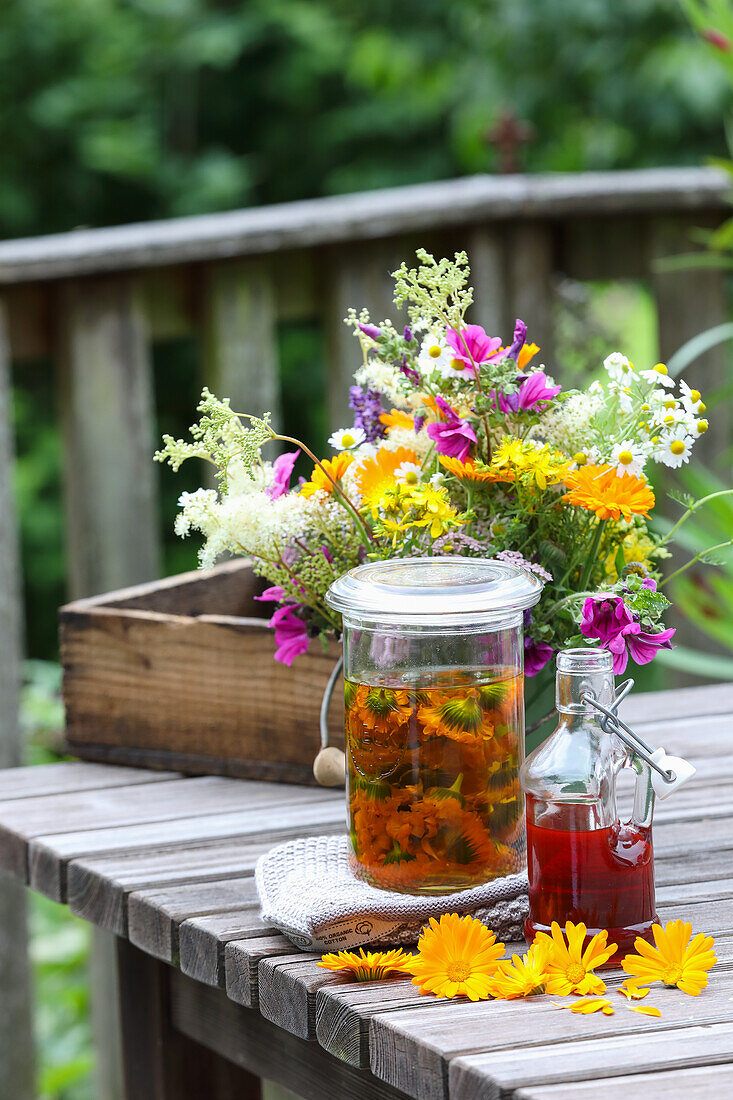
left=3, top=0, right=733, bottom=1097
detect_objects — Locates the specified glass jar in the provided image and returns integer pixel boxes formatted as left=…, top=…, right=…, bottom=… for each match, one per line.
left=520, top=648, right=658, bottom=960
left=325, top=557, right=543, bottom=895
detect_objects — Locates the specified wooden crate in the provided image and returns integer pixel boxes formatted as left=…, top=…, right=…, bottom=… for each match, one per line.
left=60, top=560, right=344, bottom=784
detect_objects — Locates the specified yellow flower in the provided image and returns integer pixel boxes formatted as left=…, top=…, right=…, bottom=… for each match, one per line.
left=536, top=921, right=617, bottom=996
left=299, top=453, right=354, bottom=497
left=569, top=997, right=614, bottom=1015
left=485, top=941, right=551, bottom=1000
left=318, top=948, right=411, bottom=981
left=517, top=341, right=540, bottom=370
left=491, top=438, right=569, bottom=491
left=357, top=446, right=419, bottom=505
left=618, top=982, right=649, bottom=1001
left=406, top=914, right=505, bottom=1001
left=439, top=456, right=512, bottom=484
left=630, top=1005, right=661, bottom=1017
left=604, top=525, right=656, bottom=580
left=405, top=483, right=467, bottom=539
left=622, top=920, right=717, bottom=996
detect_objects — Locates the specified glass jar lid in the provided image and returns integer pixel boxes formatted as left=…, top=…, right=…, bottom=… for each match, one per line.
left=325, top=555, right=543, bottom=626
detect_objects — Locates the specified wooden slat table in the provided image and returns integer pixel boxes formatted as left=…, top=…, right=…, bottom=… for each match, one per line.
left=2, top=683, right=733, bottom=1099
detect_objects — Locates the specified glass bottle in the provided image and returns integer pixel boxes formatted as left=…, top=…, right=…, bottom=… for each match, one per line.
left=326, top=557, right=543, bottom=895
left=520, top=648, right=658, bottom=961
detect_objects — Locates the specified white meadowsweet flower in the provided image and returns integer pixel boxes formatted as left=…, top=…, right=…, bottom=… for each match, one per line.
left=654, top=427, right=694, bottom=469
left=327, top=426, right=367, bottom=451
left=678, top=379, right=706, bottom=416
left=394, top=461, right=423, bottom=486
left=417, top=334, right=469, bottom=380
left=610, top=439, right=648, bottom=478
left=603, top=352, right=637, bottom=383
left=640, top=362, right=674, bottom=389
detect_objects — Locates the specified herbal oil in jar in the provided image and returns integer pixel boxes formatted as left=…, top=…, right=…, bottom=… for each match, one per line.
left=326, top=558, right=543, bottom=895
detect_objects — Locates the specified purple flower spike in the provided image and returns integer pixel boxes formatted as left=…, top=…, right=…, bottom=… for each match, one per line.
left=413, top=414, right=426, bottom=433
left=358, top=322, right=382, bottom=340
left=266, top=449, right=300, bottom=500
left=400, top=356, right=421, bottom=385
left=269, top=606, right=310, bottom=665
left=349, top=386, right=386, bottom=442
left=426, top=395, right=477, bottom=461
left=580, top=596, right=675, bottom=675
left=507, top=319, right=527, bottom=361
left=403, top=325, right=414, bottom=343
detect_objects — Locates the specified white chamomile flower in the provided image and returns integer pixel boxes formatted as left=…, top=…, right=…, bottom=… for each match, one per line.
left=328, top=426, right=366, bottom=451
left=394, top=461, right=422, bottom=486
left=640, top=362, right=674, bottom=389
left=588, top=379, right=604, bottom=395
left=610, top=440, right=647, bottom=478
left=417, top=334, right=469, bottom=380
left=692, top=417, right=709, bottom=437
left=607, top=379, right=634, bottom=413
left=654, top=426, right=694, bottom=469
left=679, top=379, right=706, bottom=416
left=429, top=471, right=447, bottom=489
left=603, top=352, right=637, bottom=383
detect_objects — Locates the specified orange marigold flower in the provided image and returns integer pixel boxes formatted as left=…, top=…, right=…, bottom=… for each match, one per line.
left=439, top=456, right=513, bottom=484
left=561, top=464, right=655, bottom=521
left=356, top=446, right=419, bottom=502
left=622, top=919, right=717, bottom=996
left=406, top=914, right=505, bottom=1001
left=300, top=453, right=354, bottom=497
left=517, top=341, right=540, bottom=370
left=380, top=408, right=415, bottom=432
left=318, top=948, right=411, bottom=981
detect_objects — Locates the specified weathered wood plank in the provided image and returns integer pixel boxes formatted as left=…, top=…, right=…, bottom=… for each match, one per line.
left=203, top=258, right=282, bottom=432
left=66, top=802, right=343, bottom=935
left=225, top=934, right=296, bottom=1008
left=258, top=954, right=340, bottom=1040
left=621, top=682, right=733, bottom=725
left=27, top=785, right=341, bottom=900
left=57, top=275, right=161, bottom=598
left=171, top=965, right=412, bottom=1100
left=179, top=906, right=269, bottom=988
left=117, top=938, right=262, bottom=1100
left=0, top=296, right=35, bottom=1100
left=129, top=876, right=263, bottom=967
left=0, top=168, right=726, bottom=284
left=0, top=762, right=181, bottom=802
left=450, top=1022, right=733, bottom=1100
left=368, top=937, right=733, bottom=1100
left=513, top=1064, right=733, bottom=1100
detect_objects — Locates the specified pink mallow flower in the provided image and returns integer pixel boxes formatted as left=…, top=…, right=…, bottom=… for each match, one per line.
left=580, top=596, right=675, bottom=675
left=266, top=450, right=300, bottom=500
left=525, top=637, right=554, bottom=677
left=426, top=396, right=477, bottom=461
left=446, top=325, right=503, bottom=373
left=496, top=371, right=561, bottom=413
left=269, top=605, right=310, bottom=665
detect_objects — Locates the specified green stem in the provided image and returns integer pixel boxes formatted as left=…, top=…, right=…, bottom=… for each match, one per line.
left=657, top=489, right=733, bottom=548
left=579, top=520, right=606, bottom=591
left=660, top=539, right=733, bottom=588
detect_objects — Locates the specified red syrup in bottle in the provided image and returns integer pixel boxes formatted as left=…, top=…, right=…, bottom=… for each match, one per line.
left=524, top=794, right=658, bottom=964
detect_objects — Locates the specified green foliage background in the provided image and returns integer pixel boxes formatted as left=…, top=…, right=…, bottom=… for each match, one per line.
left=4, top=1, right=733, bottom=1095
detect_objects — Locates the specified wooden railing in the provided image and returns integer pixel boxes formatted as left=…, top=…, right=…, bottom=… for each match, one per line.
left=0, top=165, right=731, bottom=1098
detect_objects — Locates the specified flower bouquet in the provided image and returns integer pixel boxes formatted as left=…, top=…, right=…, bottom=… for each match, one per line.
left=156, top=249, right=719, bottom=739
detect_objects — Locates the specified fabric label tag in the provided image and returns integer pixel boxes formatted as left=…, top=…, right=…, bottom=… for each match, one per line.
left=272, top=914, right=411, bottom=952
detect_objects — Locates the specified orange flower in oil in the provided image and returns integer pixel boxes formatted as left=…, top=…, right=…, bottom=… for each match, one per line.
left=418, top=691, right=494, bottom=744
left=406, top=914, right=505, bottom=1001
left=561, top=463, right=655, bottom=521
left=299, top=453, right=354, bottom=497
left=318, top=948, right=410, bottom=981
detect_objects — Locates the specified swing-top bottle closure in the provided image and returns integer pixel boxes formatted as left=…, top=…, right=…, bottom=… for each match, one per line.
left=555, top=648, right=696, bottom=802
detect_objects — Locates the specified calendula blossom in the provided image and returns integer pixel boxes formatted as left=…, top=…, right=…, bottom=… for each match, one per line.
left=485, top=941, right=551, bottom=1000
left=536, top=921, right=617, bottom=996
left=407, top=914, right=506, bottom=1001
left=318, top=948, right=410, bottom=981
left=622, top=920, right=717, bottom=996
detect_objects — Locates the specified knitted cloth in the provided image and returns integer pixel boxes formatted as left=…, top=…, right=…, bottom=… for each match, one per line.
left=256, top=834, right=528, bottom=952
